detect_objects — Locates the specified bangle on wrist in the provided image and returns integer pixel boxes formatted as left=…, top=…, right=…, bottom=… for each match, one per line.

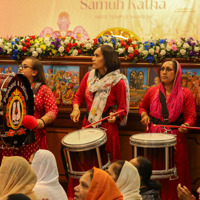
left=40, top=118, right=46, bottom=127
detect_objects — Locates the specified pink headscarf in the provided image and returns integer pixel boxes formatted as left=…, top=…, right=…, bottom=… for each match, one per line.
left=149, top=60, right=183, bottom=134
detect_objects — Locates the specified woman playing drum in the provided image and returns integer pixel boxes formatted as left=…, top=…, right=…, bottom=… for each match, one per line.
left=70, top=45, right=130, bottom=161
left=0, top=57, right=58, bottom=163
left=139, top=59, right=196, bottom=200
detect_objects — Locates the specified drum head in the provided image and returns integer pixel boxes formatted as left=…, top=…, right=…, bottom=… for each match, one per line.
left=130, top=133, right=176, bottom=147
left=62, top=128, right=107, bottom=151
left=1, top=74, right=34, bottom=147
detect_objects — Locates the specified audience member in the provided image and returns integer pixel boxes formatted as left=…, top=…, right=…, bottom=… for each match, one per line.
left=130, top=156, right=161, bottom=200
left=74, top=167, right=123, bottom=200
left=177, top=184, right=199, bottom=200
left=30, top=149, right=68, bottom=200
left=7, top=193, right=31, bottom=200
left=107, top=160, right=142, bottom=200
left=0, top=156, right=37, bottom=200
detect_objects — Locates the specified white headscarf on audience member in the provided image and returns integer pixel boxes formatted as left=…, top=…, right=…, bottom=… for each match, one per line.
left=116, top=161, right=142, bottom=200
left=0, top=156, right=37, bottom=200
left=31, top=149, right=68, bottom=200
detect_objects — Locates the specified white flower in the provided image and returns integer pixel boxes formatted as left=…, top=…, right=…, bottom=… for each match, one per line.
left=36, top=48, right=42, bottom=54
left=166, top=45, right=172, bottom=51
left=180, top=49, right=186, bottom=55
left=32, top=51, right=38, bottom=57
left=72, top=49, right=78, bottom=56
left=183, top=43, right=189, bottom=49
left=4, top=45, right=8, bottom=50
left=46, top=42, right=51, bottom=47
left=60, top=41, right=64, bottom=46
left=7, top=43, right=12, bottom=48
left=44, top=37, right=50, bottom=44
left=139, top=47, right=144, bottom=53
left=160, top=44, right=165, bottom=49
left=64, top=38, right=70, bottom=45
left=102, top=36, right=107, bottom=41
left=132, top=41, right=137, bottom=45
left=7, top=48, right=12, bottom=54
left=116, top=42, right=121, bottom=47
left=85, top=43, right=92, bottom=50
left=107, top=36, right=111, bottom=42
left=142, top=50, right=148, bottom=55
left=58, top=46, right=64, bottom=53
left=149, top=48, right=154, bottom=55
left=35, top=43, right=39, bottom=47
left=128, top=47, right=134, bottom=53
left=118, top=48, right=124, bottom=55
left=107, top=43, right=113, bottom=47
left=177, top=41, right=182, bottom=47
left=160, top=50, right=166, bottom=56
left=30, top=47, right=35, bottom=52
left=194, top=47, right=200, bottom=52
left=17, top=44, right=23, bottom=50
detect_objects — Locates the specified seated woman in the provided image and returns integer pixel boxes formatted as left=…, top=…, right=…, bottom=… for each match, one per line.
left=74, top=167, right=123, bottom=200
left=0, top=156, right=37, bottom=200
left=29, top=149, right=68, bottom=200
left=130, top=156, right=161, bottom=200
left=107, top=160, right=142, bottom=200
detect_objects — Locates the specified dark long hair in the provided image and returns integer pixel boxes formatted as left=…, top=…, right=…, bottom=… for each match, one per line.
left=137, top=157, right=161, bottom=190
left=99, top=45, right=121, bottom=73
left=23, top=57, right=47, bottom=85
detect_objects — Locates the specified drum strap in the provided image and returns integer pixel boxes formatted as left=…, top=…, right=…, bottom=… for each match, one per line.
left=159, top=91, right=169, bottom=123
left=32, top=82, right=44, bottom=100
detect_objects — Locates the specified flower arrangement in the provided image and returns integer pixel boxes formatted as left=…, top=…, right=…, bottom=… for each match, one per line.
left=0, top=35, right=200, bottom=64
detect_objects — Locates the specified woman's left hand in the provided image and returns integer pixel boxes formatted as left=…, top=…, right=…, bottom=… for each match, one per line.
left=108, top=112, right=117, bottom=123
left=36, top=119, right=45, bottom=129
left=178, top=123, right=189, bottom=134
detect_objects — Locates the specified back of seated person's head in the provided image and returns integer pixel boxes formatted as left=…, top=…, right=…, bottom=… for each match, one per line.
left=7, top=193, right=31, bottom=200
left=107, top=160, right=125, bottom=182
left=130, top=156, right=161, bottom=190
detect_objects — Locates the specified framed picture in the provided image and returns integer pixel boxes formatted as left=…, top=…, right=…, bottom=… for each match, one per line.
left=127, top=67, right=148, bottom=109
left=181, top=68, right=200, bottom=111
left=50, top=65, right=80, bottom=105
left=0, top=64, right=19, bottom=75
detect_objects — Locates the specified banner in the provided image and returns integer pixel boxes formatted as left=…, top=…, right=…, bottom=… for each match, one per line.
left=0, top=0, right=199, bottom=40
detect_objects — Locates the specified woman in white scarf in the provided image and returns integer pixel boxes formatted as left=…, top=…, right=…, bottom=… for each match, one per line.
left=108, top=160, right=142, bottom=200
left=30, top=149, right=68, bottom=200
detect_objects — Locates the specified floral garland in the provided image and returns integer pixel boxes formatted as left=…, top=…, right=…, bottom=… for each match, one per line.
left=0, top=35, right=199, bottom=64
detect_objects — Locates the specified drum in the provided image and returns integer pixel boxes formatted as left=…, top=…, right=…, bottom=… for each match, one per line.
left=130, top=133, right=177, bottom=179
left=0, top=73, right=34, bottom=147
left=61, top=128, right=110, bottom=179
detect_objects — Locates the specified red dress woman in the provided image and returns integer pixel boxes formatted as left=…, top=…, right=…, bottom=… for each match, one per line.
left=139, top=59, right=196, bottom=200
left=0, top=57, right=58, bottom=163
left=69, top=45, right=130, bottom=199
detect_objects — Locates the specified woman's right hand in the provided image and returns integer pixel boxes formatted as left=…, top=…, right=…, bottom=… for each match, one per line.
left=140, top=113, right=150, bottom=125
left=70, top=108, right=80, bottom=122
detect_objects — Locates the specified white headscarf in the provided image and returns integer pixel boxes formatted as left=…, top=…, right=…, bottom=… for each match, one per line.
left=116, top=161, right=142, bottom=200
left=31, top=149, right=68, bottom=200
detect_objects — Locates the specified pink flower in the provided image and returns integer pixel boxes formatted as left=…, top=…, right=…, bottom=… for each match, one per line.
left=171, top=44, right=178, bottom=51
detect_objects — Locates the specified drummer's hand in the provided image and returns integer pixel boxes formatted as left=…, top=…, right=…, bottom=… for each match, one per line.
left=141, top=114, right=150, bottom=125
left=177, top=183, right=195, bottom=200
left=70, top=108, right=80, bottom=122
left=178, top=123, right=189, bottom=134
left=108, top=112, right=117, bottom=123
left=36, top=119, right=45, bottom=129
